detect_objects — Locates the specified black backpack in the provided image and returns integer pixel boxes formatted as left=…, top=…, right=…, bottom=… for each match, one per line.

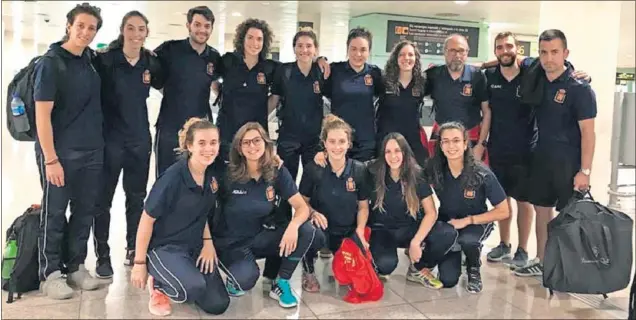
left=6, top=51, right=66, bottom=142
left=543, top=191, right=634, bottom=298
left=1, top=205, right=42, bottom=303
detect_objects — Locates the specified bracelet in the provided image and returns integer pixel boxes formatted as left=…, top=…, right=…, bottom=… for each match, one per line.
left=202, top=237, right=212, bottom=240
left=45, top=158, right=59, bottom=166
left=133, top=260, right=146, bottom=265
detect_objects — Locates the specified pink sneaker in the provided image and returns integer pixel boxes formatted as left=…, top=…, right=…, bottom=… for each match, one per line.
left=147, top=276, right=172, bottom=316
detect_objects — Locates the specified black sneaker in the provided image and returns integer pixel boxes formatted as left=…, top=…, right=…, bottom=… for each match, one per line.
left=466, top=267, right=482, bottom=294
left=96, top=259, right=114, bottom=279
left=503, top=247, right=529, bottom=270
left=124, top=249, right=135, bottom=266
left=487, top=242, right=512, bottom=262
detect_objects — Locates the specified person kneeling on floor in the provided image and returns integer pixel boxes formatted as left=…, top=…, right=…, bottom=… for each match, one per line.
left=423, top=122, right=509, bottom=293
left=130, top=118, right=230, bottom=316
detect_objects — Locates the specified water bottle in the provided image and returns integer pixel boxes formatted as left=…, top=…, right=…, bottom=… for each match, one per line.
left=1, top=240, right=17, bottom=281
left=10, top=95, right=30, bottom=133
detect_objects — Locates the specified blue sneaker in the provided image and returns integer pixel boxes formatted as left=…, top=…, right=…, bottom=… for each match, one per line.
left=226, top=278, right=246, bottom=297
left=269, top=278, right=298, bottom=308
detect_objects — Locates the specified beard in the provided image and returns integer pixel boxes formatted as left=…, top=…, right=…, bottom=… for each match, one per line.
left=497, top=53, right=516, bottom=67
left=189, top=30, right=210, bottom=45
left=447, top=60, right=464, bottom=72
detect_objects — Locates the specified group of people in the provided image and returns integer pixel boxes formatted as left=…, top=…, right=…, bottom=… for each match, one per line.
left=30, top=2, right=597, bottom=317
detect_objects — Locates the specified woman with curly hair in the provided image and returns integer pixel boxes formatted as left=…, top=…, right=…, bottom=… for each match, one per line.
left=423, top=121, right=509, bottom=294
left=376, top=40, right=429, bottom=167
left=211, top=122, right=319, bottom=309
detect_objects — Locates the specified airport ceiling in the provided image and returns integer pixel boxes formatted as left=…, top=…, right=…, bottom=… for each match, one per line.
left=2, top=1, right=634, bottom=68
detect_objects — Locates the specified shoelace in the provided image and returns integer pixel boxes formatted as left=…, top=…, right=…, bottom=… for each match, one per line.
left=468, top=268, right=481, bottom=282
left=277, top=279, right=292, bottom=295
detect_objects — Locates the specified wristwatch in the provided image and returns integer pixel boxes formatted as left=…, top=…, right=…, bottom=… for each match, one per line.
left=580, top=168, right=591, bottom=176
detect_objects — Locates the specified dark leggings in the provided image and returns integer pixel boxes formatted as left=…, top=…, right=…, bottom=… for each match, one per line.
left=147, top=244, right=229, bottom=315
left=370, top=221, right=456, bottom=275
left=215, top=221, right=317, bottom=291
left=301, top=228, right=362, bottom=274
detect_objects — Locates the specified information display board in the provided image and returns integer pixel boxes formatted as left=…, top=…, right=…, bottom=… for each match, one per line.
left=386, top=20, right=480, bottom=57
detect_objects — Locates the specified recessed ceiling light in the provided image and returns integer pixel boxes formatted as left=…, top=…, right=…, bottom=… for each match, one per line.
left=336, top=21, right=345, bottom=27
left=231, top=12, right=242, bottom=17
left=454, top=1, right=469, bottom=4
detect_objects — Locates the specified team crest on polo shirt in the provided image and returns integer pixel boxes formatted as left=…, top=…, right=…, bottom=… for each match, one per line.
left=210, top=177, right=218, bottom=193
left=364, top=74, right=373, bottom=86
left=266, top=185, right=276, bottom=201
left=461, top=84, right=473, bottom=97
left=313, top=81, right=321, bottom=94
left=554, top=89, right=566, bottom=104
left=464, top=189, right=475, bottom=199
left=412, top=87, right=421, bottom=97
left=257, top=72, right=266, bottom=85
left=206, top=62, right=214, bottom=75
left=346, top=177, right=356, bottom=192
left=142, top=70, right=151, bottom=84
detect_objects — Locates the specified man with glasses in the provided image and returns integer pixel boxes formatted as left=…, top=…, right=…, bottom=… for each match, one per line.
left=425, top=34, right=491, bottom=162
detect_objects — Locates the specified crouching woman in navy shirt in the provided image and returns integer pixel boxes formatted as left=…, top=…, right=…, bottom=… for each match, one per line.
left=299, top=114, right=370, bottom=292
left=130, top=118, right=229, bottom=316
left=213, top=122, right=318, bottom=309
left=368, top=133, right=448, bottom=289
left=423, top=121, right=509, bottom=293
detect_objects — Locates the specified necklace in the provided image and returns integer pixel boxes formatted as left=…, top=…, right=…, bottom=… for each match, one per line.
left=123, top=51, right=140, bottom=62
left=331, top=161, right=346, bottom=175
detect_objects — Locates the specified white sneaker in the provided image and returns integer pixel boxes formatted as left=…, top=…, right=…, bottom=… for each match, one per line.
left=40, top=271, right=74, bottom=300
left=67, top=264, right=100, bottom=290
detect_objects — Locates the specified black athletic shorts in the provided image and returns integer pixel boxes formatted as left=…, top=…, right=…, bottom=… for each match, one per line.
left=527, top=151, right=579, bottom=211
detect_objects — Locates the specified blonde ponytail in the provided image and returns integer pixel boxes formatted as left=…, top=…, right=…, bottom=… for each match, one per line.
left=174, top=117, right=217, bottom=157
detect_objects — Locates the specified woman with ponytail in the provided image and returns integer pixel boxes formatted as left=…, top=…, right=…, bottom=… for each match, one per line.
left=130, top=118, right=230, bottom=317
left=91, top=10, right=162, bottom=279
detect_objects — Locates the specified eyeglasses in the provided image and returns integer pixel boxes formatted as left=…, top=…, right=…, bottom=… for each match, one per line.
left=446, top=48, right=467, bottom=56
left=241, top=136, right=263, bottom=147
left=440, top=138, right=464, bottom=146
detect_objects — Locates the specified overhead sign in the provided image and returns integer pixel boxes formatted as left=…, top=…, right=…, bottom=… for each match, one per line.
left=386, top=20, right=480, bottom=57
left=616, top=72, right=635, bottom=81
left=517, top=41, right=531, bottom=56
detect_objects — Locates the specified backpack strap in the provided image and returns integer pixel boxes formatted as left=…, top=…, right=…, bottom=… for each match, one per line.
left=213, top=53, right=240, bottom=107
left=350, top=160, right=368, bottom=189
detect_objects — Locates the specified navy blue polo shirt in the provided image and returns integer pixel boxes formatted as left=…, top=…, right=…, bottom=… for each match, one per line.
left=376, top=80, right=425, bottom=141
left=96, top=48, right=155, bottom=143
left=434, top=164, right=506, bottom=222
left=299, top=159, right=369, bottom=234
left=323, top=61, right=384, bottom=143
left=144, top=158, right=220, bottom=250
left=535, top=66, right=597, bottom=158
left=216, top=52, right=279, bottom=142
left=216, top=166, right=298, bottom=239
left=153, top=39, right=221, bottom=132
left=271, top=62, right=324, bottom=141
left=485, top=60, right=537, bottom=162
left=368, top=169, right=433, bottom=229
left=33, top=42, right=103, bottom=152
left=425, top=65, right=488, bottom=129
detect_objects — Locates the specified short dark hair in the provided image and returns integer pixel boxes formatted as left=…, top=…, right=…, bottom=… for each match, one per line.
left=62, top=2, right=102, bottom=42
left=539, top=29, right=567, bottom=49
left=187, top=6, right=214, bottom=25
left=493, top=31, right=518, bottom=50
left=293, top=30, right=319, bottom=48
left=347, top=27, right=372, bottom=50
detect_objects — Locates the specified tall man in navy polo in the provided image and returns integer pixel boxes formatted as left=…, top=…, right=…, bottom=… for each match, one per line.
left=153, top=6, right=222, bottom=177
left=425, top=34, right=491, bottom=162
left=483, top=32, right=536, bottom=269
left=514, top=29, right=597, bottom=277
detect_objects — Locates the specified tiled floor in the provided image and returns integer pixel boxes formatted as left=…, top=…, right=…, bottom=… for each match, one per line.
left=1, top=91, right=634, bottom=318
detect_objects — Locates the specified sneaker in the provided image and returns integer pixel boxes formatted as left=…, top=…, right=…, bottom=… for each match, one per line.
left=466, top=267, right=483, bottom=294
left=262, top=277, right=274, bottom=291
left=379, top=274, right=390, bottom=281
left=226, top=278, right=246, bottom=297
left=319, top=248, right=332, bottom=259
left=503, top=247, right=529, bottom=270
left=514, top=258, right=543, bottom=277
left=302, top=272, right=320, bottom=292
left=147, top=276, right=172, bottom=316
left=269, top=278, right=298, bottom=308
left=67, top=265, right=100, bottom=290
left=406, top=266, right=443, bottom=289
left=486, top=242, right=512, bottom=262
left=95, top=258, right=113, bottom=279
left=40, top=271, right=74, bottom=300
left=124, top=249, right=135, bottom=266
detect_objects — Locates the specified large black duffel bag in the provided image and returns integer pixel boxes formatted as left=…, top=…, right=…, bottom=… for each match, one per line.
left=543, top=191, right=633, bottom=297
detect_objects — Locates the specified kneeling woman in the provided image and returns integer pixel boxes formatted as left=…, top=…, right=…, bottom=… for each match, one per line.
left=130, top=118, right=229, bottom=316
left=212, top=122, right=318, bottom=308
left=368, top=133, right=453, bottom=289
left=299, top=115, right=370, bottom=292
left=424, top=122, right=509, bottom=293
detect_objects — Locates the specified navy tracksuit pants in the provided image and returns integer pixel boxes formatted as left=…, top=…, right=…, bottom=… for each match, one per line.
left=301, top=227, right=363, bottom=274
left=36, top=147, right=103, bottom=279
left=418, top=221, right=494, bottom=288
left=154, top=128, right=180, bottom=179
left=147, top=244, right=229, bottom=315
left=215, top=221, right=318, bottom=292
left=93, top=139, right=151, bottom=260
